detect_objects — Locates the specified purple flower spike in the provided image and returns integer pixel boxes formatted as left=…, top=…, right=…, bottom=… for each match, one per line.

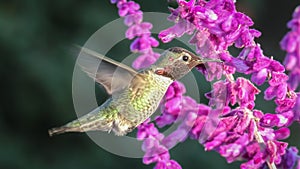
left=293, top=93, right=300, bottom=122
left=137, top=120, right=181, bottom=169
left=279, top=147, right=299, bottom=169
left=113, top=0, right=160, bottom=69
left=109, top=1, right=300, bottom=169
left=281, top=6, right=300, bottom=90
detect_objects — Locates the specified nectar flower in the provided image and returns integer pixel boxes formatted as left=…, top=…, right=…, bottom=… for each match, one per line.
left=110, top=1, right=300, bottom=169
left=137, top=119, right=182, bottom=169
left=113, top=0, right=160, bottom=69
left=281, top=6, right=300, bottom=91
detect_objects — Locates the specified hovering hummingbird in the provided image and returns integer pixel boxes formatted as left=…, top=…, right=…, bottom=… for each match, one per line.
left=48, top=47, right=221, bottom=136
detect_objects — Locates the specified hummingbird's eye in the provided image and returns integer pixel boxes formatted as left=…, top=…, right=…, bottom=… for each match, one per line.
left=182, top=55, right=189, bottom=62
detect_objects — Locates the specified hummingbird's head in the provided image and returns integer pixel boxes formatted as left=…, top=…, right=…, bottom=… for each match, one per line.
left=153, top=47, right=221, bottom=80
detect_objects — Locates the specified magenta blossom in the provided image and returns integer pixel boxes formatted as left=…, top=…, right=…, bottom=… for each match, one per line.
left=137, top=119, right=182, bottom=169
left=157, top=0, right=298, bottom=168
left=280, top=5, right=300, bottom=125
left=281, top=6, right=300, bottom=91
left=112, top=0, right=160, bottom=69
left=111, top=1, right=300, bottom=169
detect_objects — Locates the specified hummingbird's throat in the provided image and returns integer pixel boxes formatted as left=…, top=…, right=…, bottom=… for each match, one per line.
left=154, top=68, right=175, bottom=80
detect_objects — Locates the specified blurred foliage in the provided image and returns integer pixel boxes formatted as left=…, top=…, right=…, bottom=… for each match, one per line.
left=0, top=0, right=299, bottom=169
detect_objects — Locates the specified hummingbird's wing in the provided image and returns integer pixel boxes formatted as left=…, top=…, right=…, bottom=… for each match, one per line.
left=76, top=46, right=138, bottom=95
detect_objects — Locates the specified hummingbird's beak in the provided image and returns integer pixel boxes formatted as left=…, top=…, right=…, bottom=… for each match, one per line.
left=190, top=53, right=223, bottom=68
left=199, top=58, right=223, bottom=63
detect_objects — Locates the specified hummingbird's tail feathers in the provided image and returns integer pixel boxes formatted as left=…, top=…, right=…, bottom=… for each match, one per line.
left=48, top=126, right=83, bottom=137
left=48, top=105, right=120, bottom=137
left=48, top=117, right=115, bottom=136
left=48, top=122, right=113, bottom=136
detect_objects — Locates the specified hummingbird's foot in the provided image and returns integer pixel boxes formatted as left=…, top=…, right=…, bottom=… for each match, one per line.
left=111, top=117, right=136, bottom=136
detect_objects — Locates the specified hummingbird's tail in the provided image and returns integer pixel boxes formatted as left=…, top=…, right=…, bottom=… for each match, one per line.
left=48, top=104, right=126, bottom=136
left=48, top=118, right=112, bottom=136
left=48, top=110, right=115, bottom=136
left=48, top=126, right=83, bottom=137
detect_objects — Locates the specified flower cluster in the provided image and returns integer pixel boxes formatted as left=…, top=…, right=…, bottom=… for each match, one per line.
left=195, top=78, right=293, bottom=168
left=155, top=81, right=186, bottom=128
left=137, top=118, right=182, bottom=169
left=280, top=6, right=300, bottom=91
left=280, top=6, right=300, bottom=123
left=111, top=0, right=160, bottom=69
left=158, top=82, right=199, bottom=150
left=110, top=0, right=300, bottom=169
left=159, top=0, right=260, bottom=50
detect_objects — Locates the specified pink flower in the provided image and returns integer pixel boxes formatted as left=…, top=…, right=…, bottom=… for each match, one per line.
left=111, top=1, right=300, bottom=169
left=281, top=6, right=300, bottom=90
left=113, top=0, right=160, bottom=69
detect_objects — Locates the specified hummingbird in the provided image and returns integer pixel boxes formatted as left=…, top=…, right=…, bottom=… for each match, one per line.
left=48, top=47, right=221, bottom=136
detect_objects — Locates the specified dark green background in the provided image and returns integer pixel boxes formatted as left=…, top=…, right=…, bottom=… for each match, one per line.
left=1, top=0, right=299, bottom=169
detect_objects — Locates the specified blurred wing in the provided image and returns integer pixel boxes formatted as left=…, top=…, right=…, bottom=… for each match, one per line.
left=76, top=46, right=138, bottom=95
